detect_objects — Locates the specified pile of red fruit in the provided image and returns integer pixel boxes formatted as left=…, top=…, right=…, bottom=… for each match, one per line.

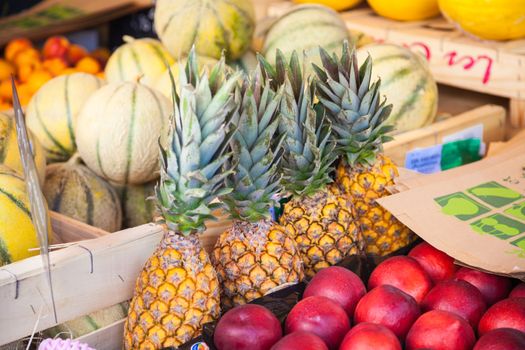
left=213, top=242, right=525, bottom=350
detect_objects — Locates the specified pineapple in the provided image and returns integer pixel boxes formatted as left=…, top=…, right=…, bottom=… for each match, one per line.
left=313, top=42, right=415, bottom=256
left=211, top=65, right=304, bottom=308
left=259, top=51, right=363, bottom=277
left=124, top=53, right=240, bottom=349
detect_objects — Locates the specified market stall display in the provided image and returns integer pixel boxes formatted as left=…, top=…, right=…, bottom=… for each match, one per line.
left=1, top=0, right=525, bottom=349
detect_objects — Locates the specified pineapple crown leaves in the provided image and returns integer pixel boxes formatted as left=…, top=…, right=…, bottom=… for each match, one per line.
left=221, top=65, right=286, bottom=222
left=313, top=41, right=394, bottom=166
left=258, top=50, right=337, bottom=197
left=156, top=50, right=241, bottom=235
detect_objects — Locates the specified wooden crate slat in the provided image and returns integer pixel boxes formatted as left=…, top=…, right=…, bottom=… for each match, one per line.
left=51, top=211, right=110, bottom=243
left=75, top=319, right=125, bottom=350
left=384, top=105, right=506, bottom=166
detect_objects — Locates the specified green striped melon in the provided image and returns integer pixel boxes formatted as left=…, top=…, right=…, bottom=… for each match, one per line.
left=75, top=81, right=171, bottom=185
left=154, top=0, right=255, bottom=60
left=43, top=302, right=129, bottom=339
left=105, top=36, right=175, bottom=87
left=26, top=73, right=104, bottom=162
left=154, top=55, right=220, bottom=101
left=43, top=155, right=122, bottom=232
left=0, top=111, right=46, bottom=186
left=231, top=50, right=257, bottom=73
left=113, top=181, right=156, bottom=228
left=356, top=43, right=438, bottom=134
left=262, top=5, right=350, bottom=70
left=0, top=165, right=54, bottom=266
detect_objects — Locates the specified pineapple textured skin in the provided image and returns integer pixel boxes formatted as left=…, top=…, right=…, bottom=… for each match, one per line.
left=280, top=185, right=362, bottom=277
left=124, top=235, right=220, bottom=349
left=212, top=219, right=304, bottom=308
left=336, top=154, right=415, bottom=256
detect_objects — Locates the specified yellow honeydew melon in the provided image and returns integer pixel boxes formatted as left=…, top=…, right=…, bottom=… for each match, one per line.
left=0, top=165, right=54, bottom=266
left=357, top=44, right=438, bottom=134
left=75, top=81, right=171, bottom=185
left=154, top=0, right=255, bottom=60
left=368, top=0, right=439, bottom=21
left=293, top=0, right=362, bottom=11
left=26, top=73, right=104, bottom=162
left=262, top=5, right=350, bottom=71
left=0, top=111, right=46, bottom=186
left=104, top=36, right=175, bottom=87
left=43, top=155, right=122, bottom=232
left=439, top=0, right=525, bottom=40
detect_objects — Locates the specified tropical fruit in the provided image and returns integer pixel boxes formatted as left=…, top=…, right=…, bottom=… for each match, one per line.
left=154, top=55, right=220, bottom=100
left=112, top=181, right=156, bottom=228
left=0, top=111, right=46, bottom=186
left=104, top=36, right=174, bottom=87
left=75, top=81, right=170, bottom=185
left=0, top=165, right=53, bottom=265
left=211, top=66, right=304, bottom=308
left=124, top=53, right=238, bottom=349
left=43, top=155, right=122, bottom=232
left=368, top=0, right=440, bottom=21
left=438, top=0, right=525, bottom=40
left=44, top=302, right=129, bottom=338
left=26, top=73, right=104, bottom=162
left=356, top=44, right=437, bottom=134
left=262, top=5, right=350, bottom=70
left=258, top=51, right=361, bottom=277
left=154, top=0, right=255, bottom=60
left=314, top=42, right=415, bottom=255
left=293, top=0, right=362, bottom=11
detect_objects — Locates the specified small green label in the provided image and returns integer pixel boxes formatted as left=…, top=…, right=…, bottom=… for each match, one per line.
left=467, top=181, right=523, bottom=208
left=504, top=200, right=525, bottom=221
left=441, top=139, right=482, bottom=171
left=471, top=214, right=525, bottom=239
left=435, top=192, right=490, bottom=221
left=511, top=236, right=525, bottom=250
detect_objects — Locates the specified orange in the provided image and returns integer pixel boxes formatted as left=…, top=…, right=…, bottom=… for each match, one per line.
left=75, top=57, right=101, bottom=74
left=5, top=38, right=33, bottom=62
left=12, top=48, right=41, bottom=69
left=59, top=68, right=78, bottom=76
left=0, top=99, right=12, bottom=111
left=17, top=62, right=40, bottom=83
left=89, top=48, right=111, bottom=66
left=0, top=60, right=15, bottom=81
left=26, top=70, right=53, bottom=93
left=15, top=84, right=32, bottom=106
left=42, top=58, right=68, bottom=76
left=67, top=44, right=88, bottom=65
left=96, top=71, right=105, bottom=79
left=0, top=80, right=13, bottom=100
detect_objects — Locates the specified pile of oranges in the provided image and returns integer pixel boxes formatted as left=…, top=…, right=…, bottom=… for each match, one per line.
left=0, top=36, right=109, bottom=111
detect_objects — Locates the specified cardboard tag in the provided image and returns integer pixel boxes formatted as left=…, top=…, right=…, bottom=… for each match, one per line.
left=379, top=141, right=525, bottom=280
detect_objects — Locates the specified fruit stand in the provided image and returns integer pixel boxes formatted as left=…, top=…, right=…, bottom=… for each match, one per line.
left=1, top=0, right=525, bottom=350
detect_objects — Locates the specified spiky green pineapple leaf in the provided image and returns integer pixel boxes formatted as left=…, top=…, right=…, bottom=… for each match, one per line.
left=156, top=54, right=241, bottom=235
left=313, top=41, right=395, bottom=166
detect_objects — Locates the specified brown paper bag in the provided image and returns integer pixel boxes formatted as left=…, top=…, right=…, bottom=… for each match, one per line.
left=379, top=141, right=525, bottom=280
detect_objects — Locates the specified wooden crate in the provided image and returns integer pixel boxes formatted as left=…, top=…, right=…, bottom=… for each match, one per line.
left=0, top=212, right=230, bottom=346
left=267, top=2, right=525, bottom=127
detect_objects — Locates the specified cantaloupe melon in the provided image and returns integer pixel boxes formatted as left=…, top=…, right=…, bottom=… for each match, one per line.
left=104, top=36, right=175, bottom=87
left=154, top=0, right=255, bottom=60
left=356, top=43, right=438, bottom=133
left=0, top=165, right=53, bottom=265
left=154, top=55, right=220, bottom=100
left=113, top=181, right=156, bottom=228
left=43, top=302, right=129, bottom=339
left=26, top=73, right=104, bottom=162
left=231, top=50, right=258, bottom=73
left=0, top=111, right=46, bottom=186
left=75, top=81, right=171, bottom=185
left=43, top=155, right=122, bottom=232
left=262, top=5, right=350, bottom=70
